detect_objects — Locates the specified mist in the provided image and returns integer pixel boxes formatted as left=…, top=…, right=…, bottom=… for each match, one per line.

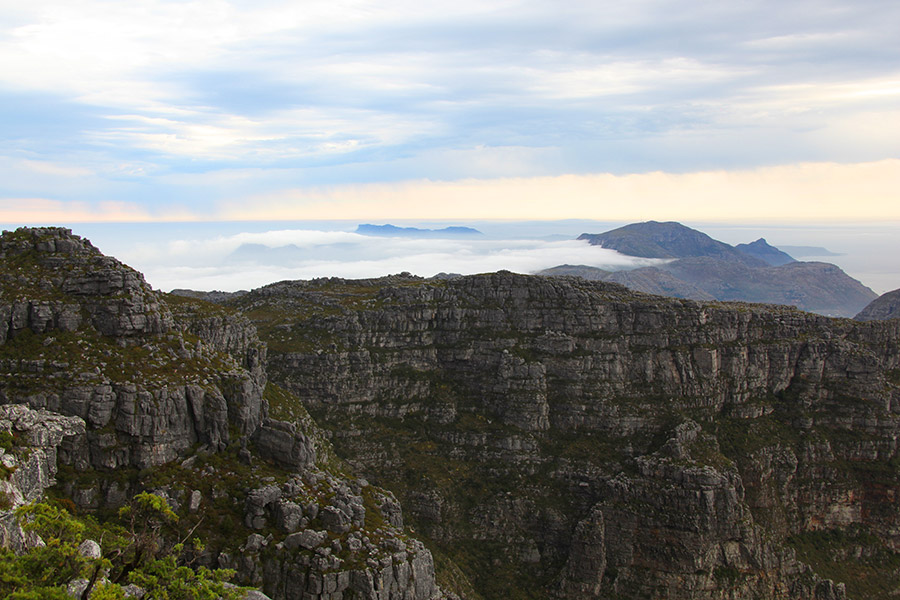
left=119, top=227, right=667, bottom=292
left=22, top=219, right=899, bottom=296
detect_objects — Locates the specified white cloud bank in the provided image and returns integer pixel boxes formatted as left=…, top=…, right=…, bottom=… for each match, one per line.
left=125, top=228, right=664, bottom=292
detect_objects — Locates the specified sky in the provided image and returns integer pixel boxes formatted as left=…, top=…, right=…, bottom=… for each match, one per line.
left=1, top=0, right=899, bottom=223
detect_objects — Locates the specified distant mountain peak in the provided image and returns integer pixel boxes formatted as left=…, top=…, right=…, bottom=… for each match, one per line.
left=734, top=238, right=795, bottom=266
left=556, top=221, right=875, bottom=316
left=578, top=220, right=760, bottom=264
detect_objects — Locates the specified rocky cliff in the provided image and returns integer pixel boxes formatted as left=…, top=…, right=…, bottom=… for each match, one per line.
left=5, top=226, right=900, bottom=600
left=0, top=227, right=444, bottom=600
left=0, top=226, right=267, bottom=471
left=229, top=271, right=900, bottom=599
left=0, top=403, right=85, bottom=551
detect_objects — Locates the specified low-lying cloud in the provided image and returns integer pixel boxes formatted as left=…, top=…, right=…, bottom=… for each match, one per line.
left=126, top=228, right=663, bottom=292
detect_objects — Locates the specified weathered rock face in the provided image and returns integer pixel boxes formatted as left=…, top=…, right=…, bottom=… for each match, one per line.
left=0, top=227, right=267, bottom=471
left=231, top=271, right=900, bottom=599
left=225, top=469, right=440, bottom=600
left=0, top=227, right=445, bottom=600
left=0, top=403, right=85, bottom=551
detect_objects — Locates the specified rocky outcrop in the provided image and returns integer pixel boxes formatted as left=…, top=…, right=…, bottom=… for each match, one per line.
left=0, top=403, right=85, bottom=551
left=855, top=287, right=900, bottom=321
left=0, top=227, right=445, bottom=600
left=0, top=227, right=266, bottom=471
left=232, top=271, right=900, bottom=599
left=226, top=469, right=440, bottom=600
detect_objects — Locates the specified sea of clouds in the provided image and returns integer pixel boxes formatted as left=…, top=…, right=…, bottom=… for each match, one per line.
left=119, top=227, right=666, bottom=292
left=24, top=220, right=897, bottom=295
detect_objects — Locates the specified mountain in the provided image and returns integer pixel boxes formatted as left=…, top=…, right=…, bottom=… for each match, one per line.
left=540, top=263, right=715, bottom=299
left=578, top=220, right=760, bottom=264
left=7, top=226, right=900, bottom=600
left=734, top=238, right=796, bottom=266
left=780, top=245, right=842, bottom=258
left=855, top=287, right=900, bottom=321
left=356, top=224, right=483, bottom=237
left=228, top=270, right=900, bottom=600
left=560, top=221, right=876, bottom=316
left=0, top=227, right=443, bottom=600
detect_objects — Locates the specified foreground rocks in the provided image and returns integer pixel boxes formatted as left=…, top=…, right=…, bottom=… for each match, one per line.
left=0, top=403, right=85, bottom=552
left=0, top=227, right=444, bottom=600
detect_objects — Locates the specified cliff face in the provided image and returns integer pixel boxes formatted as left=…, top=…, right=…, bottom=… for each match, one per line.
left=232, top=271, right=900, bottom=599
left=5, top=226, right=899, bottom=600
left=0, top=403, right=85, bottom=552
left=0, top=228, right=443, bottom=600
left=0, top=227, right=267, bottom=470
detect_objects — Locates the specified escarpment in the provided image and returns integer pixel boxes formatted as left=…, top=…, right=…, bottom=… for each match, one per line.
left=4, top=226, right=900, bottom=600
left=231, top=271, right=900, bottom=599
left=0, top=228, right=444, bottom=600
left=0, top=226, right=266, bottom=469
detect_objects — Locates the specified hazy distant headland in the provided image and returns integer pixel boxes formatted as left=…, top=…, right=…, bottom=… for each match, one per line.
left=356, top=223, right=483, bottom=237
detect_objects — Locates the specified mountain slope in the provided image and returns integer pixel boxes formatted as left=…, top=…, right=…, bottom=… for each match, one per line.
left=856, top=287, right=900, bottom=321
left=0, top=227, right=445, bottom=600
left=232, top=270, right=900, bottom=600
left=578, top=221, right=761, bottom=264
left=560, top=222, right=876, bottom=316
left=735, top=238, right=796, bottom=266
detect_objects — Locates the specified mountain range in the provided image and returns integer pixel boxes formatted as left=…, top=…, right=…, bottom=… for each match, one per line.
left=356, top=224, right=484, bottom=237
left=539, top=221, right=876, bottom=317
left=2, top=226, right=900, bottom=600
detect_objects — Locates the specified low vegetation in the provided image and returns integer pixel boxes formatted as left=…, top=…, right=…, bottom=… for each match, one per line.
left=0, top=493, right=245, bottom=599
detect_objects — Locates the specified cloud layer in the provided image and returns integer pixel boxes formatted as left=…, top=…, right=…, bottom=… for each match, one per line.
left=121, top=228, right=665, bottom=292
left=1, top=0, right=898, bottom=222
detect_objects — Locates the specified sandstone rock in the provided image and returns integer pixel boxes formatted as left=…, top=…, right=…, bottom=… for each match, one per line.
left=284, top=529, right=327, bottom=550
left=0, top=227, right=267, bottom=475
left=253, top=419, right=316, bottom=470
left=78, top=539, right=102, bottom=559
left=237, top=271, right=897, bottom=599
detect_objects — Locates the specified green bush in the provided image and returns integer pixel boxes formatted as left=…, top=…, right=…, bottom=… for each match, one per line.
left=0, top=495, right=246, bottom=599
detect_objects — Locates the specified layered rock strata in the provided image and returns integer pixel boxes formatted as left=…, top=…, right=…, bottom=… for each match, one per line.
left=0, top=403, right=85, bottom=551
left=231, top=271, right=900, bottom=599
left=0, top=228, right=444, bottom=600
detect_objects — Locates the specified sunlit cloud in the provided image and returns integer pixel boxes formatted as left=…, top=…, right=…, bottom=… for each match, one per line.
left=218, top=160, right=900, bottom=222
left=1, top=0, right=899, bottom=222
left=0, top=198, right=154, bottom=223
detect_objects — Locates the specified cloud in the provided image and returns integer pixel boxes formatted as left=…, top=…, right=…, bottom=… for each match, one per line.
left=122, top=227, right=664, bottom=292
left=2, top=1, right=899, bottom=170
left=217, top=159, right=900, bottom=222
left=1, top=0, right=899, bottom=222
left=0, top=197, right=154, bottom=224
